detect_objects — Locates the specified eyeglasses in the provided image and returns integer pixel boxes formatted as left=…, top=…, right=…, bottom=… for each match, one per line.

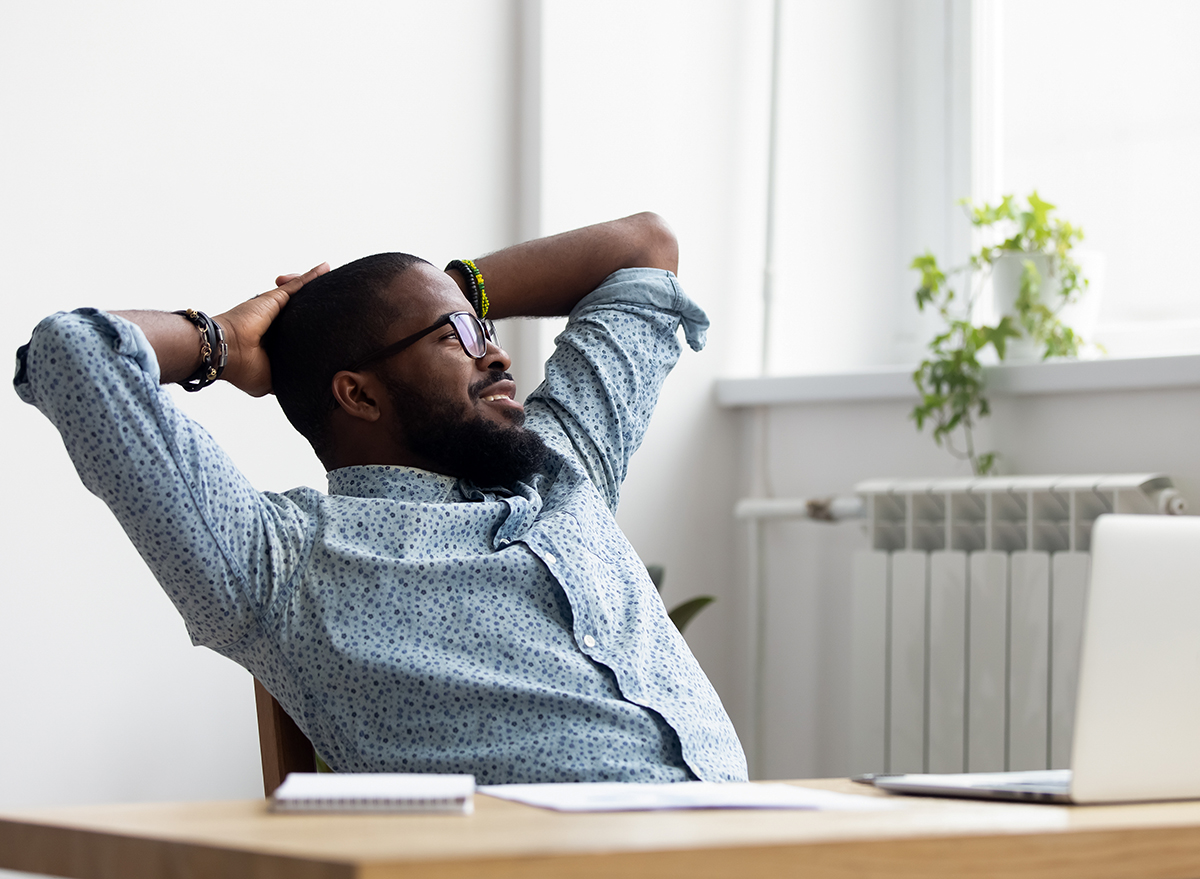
left=344, top=311, right=500, bottom=373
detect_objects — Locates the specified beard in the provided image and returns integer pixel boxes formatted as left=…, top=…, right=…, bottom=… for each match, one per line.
left=382, top=369, right=550, bottom=488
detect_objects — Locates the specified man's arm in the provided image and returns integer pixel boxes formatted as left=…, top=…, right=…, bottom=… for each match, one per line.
left=129, top=214, right=670, bottom=389
left=448, top=212, right=678, bottom=318
left=520, top=265, right=707, bottom=511
left=112, top=262, right=329, bottom=396
left=15, top=305, right=323, bottom=651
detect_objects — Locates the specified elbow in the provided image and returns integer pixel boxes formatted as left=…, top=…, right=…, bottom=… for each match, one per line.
left=630, top=211, right=679, bottom=275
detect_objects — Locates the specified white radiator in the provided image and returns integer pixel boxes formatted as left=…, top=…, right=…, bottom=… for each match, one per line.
left=848, top=474, right=1185, bottom=776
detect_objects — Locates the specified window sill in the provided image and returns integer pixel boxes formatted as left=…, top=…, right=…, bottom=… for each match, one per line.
left=714, top=353, right=1200, bottom=408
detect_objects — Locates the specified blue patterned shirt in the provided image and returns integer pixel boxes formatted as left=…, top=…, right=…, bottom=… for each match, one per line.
left=15, top=267, right=747, bottom=784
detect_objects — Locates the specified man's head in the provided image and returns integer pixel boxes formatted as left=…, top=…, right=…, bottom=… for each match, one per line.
left=265, top=254, right=548, bottom=484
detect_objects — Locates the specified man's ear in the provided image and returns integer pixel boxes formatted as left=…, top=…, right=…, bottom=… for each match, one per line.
left=331, top=370, right=383, bottom=422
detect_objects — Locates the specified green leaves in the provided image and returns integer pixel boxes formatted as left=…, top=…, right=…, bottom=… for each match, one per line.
left=911, top=251, right=946, bottom=312
left=645, top=563, right=715, bottom=635
left=646, top=564, right=666, bottom=593
left=979, top=316, right=1021, bottom=362
left=910, top=191, right=1089, bottom=476
left=974, top=452, right=997, bottom=476
left=967, top=193, right=1016, bottom=227
left=668, top=596, right=716, bottom=634
left=911, top=320, right=996, bottom=475
left=1022, top=190, right=1056, bottom=251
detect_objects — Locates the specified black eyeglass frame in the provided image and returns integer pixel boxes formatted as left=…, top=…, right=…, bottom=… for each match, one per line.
left=343, top=311, right=500, bottom=374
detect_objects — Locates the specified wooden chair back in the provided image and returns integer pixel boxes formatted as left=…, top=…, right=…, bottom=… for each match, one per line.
left=253, top=679, right=315, bottom=796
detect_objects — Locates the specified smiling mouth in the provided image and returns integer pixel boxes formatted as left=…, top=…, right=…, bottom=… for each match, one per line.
left=472, top=374, right=520, bottom=409
left=475, top=380, right=525, bottom=425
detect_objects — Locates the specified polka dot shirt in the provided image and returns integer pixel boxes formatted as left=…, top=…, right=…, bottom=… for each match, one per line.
left=15, top=268, right=748, bottom=784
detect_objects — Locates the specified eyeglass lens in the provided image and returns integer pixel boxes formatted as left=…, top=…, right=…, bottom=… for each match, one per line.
left=450, top=312, right=499, bottom=359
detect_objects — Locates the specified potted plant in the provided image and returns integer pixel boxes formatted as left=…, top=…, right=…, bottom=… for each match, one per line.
left=910, top=191, right=1090, bottom=475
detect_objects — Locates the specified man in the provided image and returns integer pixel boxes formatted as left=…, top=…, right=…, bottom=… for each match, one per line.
left=15, top=212, right=747, bottom=784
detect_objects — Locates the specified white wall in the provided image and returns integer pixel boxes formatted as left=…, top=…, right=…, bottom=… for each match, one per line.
left=537, top=0, right=774, bottom=741
left=5, top=0, right=1185, bottom=840
left=737, top=381, right=1200, bottom=780
left=1, top=0, right=521, bottom=814
left=1, top=1, right=781, bottom=824
left=509, top=0, right=972, bottom=779
left=0, top=0, right=957, bottom=822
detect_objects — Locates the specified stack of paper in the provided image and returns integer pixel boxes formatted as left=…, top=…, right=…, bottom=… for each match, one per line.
left=270, top=773, right=475, bottom=814
left=478, top=781, right=897, bottom=812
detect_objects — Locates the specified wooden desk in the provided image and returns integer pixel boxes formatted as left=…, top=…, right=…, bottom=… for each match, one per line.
left=5, top=779, right=1200, bottom=879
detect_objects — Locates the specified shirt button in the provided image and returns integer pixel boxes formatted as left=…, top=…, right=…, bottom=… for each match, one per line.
left=583, top=635, right=596, bottom=648
left=499, top=538, right=511, bottom=545
left=545, top=552, right=557, bottom=564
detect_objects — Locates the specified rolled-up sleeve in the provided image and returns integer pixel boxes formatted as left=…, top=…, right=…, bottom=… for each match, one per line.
left=524, top=268, right=709, bottom=511
left=15, top=309, right=311, bottom=652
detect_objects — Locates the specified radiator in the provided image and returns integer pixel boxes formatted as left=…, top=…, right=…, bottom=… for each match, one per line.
left=849, top=474, right=1185, bottom=776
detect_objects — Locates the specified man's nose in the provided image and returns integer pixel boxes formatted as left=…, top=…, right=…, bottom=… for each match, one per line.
left=479, top=339, right=511, bottom=374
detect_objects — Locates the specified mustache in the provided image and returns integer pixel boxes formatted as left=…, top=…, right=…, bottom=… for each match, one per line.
left=469, top=370, right=514, bottom=401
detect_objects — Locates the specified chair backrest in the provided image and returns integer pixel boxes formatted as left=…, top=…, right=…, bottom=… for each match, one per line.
left=253, top=679, right=315, bottom=796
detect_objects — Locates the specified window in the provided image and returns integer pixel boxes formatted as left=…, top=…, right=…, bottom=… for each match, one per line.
left=1000, top=0, right=1200, bottom=356
left=766, top=0, right=1200, bottom=375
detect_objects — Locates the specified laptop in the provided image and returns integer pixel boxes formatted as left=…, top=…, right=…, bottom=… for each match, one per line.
left=867, top=513, right=1200, bottom=805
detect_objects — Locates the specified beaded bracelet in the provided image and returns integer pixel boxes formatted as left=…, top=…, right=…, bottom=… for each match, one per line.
left=173, top=309, right=227, bottom=391
left=445, top=258, right=489, bottom=319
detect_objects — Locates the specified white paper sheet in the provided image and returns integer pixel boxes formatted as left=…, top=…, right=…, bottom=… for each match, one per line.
left=477, top=781, right=897, bottom=812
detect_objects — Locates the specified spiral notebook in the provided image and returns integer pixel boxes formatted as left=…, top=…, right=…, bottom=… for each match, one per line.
left=270, top=773, right=475, bottom=814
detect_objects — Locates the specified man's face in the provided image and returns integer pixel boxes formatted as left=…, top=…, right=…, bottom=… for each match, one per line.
left=371, top=263, right=548, bottom=485
left=375, top=263, right=522, bottom=427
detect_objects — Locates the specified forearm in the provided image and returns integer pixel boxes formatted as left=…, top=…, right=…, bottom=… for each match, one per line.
left=110, top=310, right=207, bottom=385
left=451, top=212, right=679, bottom=319
left=110, top=262, right=327, bottom=395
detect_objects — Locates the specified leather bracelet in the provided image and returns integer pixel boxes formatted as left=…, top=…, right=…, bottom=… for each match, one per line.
left=173, top=309, right=227, bottom=391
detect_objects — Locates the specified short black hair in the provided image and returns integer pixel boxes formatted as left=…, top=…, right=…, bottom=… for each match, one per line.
left=264, top=252, right=431, bottom=463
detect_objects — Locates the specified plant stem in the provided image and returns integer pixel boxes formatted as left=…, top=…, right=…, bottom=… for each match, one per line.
left=963, top=422, right=980, bottom=476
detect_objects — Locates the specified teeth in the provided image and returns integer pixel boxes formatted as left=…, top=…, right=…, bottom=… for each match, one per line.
left=482, top=394, right=508, bottom=402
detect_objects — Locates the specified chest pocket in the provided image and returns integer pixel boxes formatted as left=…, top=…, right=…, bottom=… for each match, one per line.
left=563, top=504, right=622, bottom=564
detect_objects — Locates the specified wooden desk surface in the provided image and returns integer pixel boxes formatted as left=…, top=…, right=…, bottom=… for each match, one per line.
left=6, top=778, right=1200, bottom=879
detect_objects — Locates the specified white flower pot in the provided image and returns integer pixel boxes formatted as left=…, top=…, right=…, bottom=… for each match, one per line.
left=1059, top=249, right=1105, bottom=356
left=991, top=250, right=1104, bottom=362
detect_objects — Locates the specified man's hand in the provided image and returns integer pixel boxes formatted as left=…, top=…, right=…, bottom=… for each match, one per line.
left=215, top=262, right=329, bottom=396
left=110, top=262, right=328, bottom=393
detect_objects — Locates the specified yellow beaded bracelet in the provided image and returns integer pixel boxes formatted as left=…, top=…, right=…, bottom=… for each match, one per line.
left=446, top=258, right=489, bottom=319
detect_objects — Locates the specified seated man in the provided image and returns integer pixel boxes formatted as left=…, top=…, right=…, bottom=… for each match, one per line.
left=15, top=212, right=747, bottom=784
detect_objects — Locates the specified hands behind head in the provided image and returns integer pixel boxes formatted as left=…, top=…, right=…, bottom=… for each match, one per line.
left=215, top=262, right=329, bottom=397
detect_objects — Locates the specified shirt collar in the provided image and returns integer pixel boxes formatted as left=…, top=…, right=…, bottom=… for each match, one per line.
left=326, top=465, right=459, bottom=503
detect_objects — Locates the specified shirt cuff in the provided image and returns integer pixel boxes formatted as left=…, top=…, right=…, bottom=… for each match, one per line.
left=569, top=267, right=710, bottom=352
left=14, top=309, right=161, bottom=405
